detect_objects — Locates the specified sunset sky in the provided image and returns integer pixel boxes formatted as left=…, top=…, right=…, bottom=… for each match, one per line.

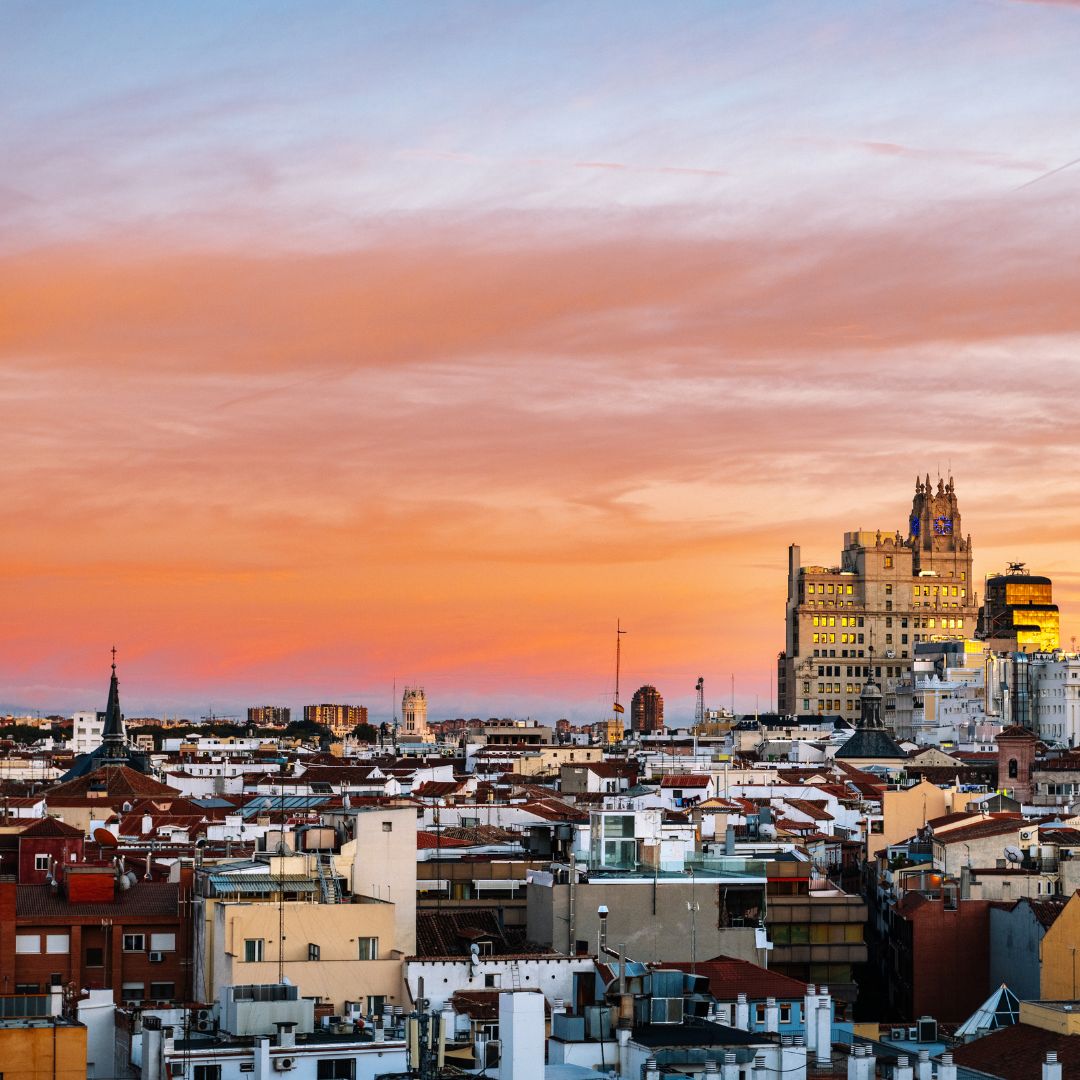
left=4, top=1, right=1080, bottom=723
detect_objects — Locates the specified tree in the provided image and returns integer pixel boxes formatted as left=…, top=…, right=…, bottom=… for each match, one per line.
left=351, top=723, right=378, bottom=743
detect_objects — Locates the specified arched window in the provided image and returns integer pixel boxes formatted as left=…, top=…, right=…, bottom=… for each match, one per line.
left=1008, top=758, right=1018, bottom=779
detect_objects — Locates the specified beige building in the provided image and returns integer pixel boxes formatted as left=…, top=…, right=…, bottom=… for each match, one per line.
left=196, top=808, right=418, bottom=1013
left=779, top=476, right=977, bottom=724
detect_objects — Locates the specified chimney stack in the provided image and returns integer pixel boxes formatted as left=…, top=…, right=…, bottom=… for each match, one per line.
left=803, top=984, right=818, bottom=1052
left=764, top=997, right=779, bottom=1033
left=916, top=1048, right=933, bottom=1080
left=938, top=1052, right=957, bottom=1080
left=735, top=992, right=750, bottom=1031
left=1043, top=1051, right=1063, bottom=1080
left=815, top=987, right=832, bottom=1067
left=721, top=1051, right=738, bottom=1080
left=894, top=1053, right=914, bottom=1080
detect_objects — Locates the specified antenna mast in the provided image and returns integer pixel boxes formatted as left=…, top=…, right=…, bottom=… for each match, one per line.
left=613, top=620, right=627, bottom=723
left=695, top=677, right=704, bottom=727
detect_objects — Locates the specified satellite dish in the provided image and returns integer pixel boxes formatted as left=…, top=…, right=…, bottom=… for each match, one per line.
left=94, top=828, right=119, bottom=848
left=1004, top=846, right=1023, bottom=863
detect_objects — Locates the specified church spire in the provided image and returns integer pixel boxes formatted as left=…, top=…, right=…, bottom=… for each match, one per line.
left=100, top=646, right=129, bottom=764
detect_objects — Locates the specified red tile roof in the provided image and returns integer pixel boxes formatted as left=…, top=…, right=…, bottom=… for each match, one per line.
left=17, top=882, right=180, bottom=919
left=653, top=955, right=807, bottom=1001
left=951, top=1021, right=1080, bottom=1079
left=660, top=775, right=711, bottom=788
left=19, top=816, right=83, bottom=839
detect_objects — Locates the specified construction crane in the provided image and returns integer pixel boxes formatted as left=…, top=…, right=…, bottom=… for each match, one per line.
left=694, top=677, right=705, bottom=727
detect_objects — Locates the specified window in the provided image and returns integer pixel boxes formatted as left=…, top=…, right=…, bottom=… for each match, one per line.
left=121, top=983, right=145, bottom=1003
left=381, top=821, right=393, bottom=833
left=150, top=933, right=176, bottom=952
left=884, top=556, right=893, bottom=568
left=885, top=584, right=893, bottom=595
left=123, top=934, right=145, bottom=952
left=244, top=939, right=265, bottom=962
left=35, top=854, right=50, bottom=871
left=357, top=937, right=378, bottom=960
left=150, top=983, right=176, bottom=1000
left=193, top=1067, right=221, bottom=1080
left=308, top=943, right=321, bottom=961
left=86, top=948, right=104, bottom=967
left=15, top=983, right=38, bottom=993
left=317, top=1061, right=355, bottom=1080
left=46, top=934, right=69, bottom=954
left=15, top=935, right=40, bottom=954
left=484, top=974, right=499, bottom=988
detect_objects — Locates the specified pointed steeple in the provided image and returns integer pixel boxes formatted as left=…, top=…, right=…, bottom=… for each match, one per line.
left=100, top=646, right=129, bottom=765
left=859, top=647, right=882, bottom=730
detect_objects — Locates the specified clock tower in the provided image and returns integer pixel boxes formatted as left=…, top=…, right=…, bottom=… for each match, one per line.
left=907, top=474, right=971, bottom=577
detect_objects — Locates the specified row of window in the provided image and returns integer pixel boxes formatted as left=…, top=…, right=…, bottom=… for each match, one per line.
left=243, top=938, right=379, bottom=962
left=15, top=932, right=176, bottom=957
left=184, top=1061, right=355, bottom=1080
left=806, top=583, right=854, bottom=595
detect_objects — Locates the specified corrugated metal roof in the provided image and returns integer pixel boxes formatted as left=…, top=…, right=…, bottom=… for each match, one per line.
left=239, top=796, right=332, bottom=819
left=206, top=874, right=318, bottom=895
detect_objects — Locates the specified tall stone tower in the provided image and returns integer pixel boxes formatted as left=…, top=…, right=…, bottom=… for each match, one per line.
left=778, top=475, right=978, bottom=722
left=907, top=474, right=973, bottom=579
left=401, top=686, right=433, bottom=742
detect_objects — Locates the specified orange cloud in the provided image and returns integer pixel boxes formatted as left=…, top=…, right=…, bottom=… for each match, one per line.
left=4, top=200, right=1080, bottom=716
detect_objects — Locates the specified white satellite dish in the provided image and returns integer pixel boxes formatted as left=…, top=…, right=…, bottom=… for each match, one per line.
left=1004, top=845, right=1023, bottom=863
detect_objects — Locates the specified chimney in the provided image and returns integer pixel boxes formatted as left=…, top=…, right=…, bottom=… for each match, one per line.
left=847, top=1044, right=862, bottom=1080
left=725, top=824, right=736, bottom=855
left=938, top=1052, right=957, bottom=1080
left=498, top=991, right=544, bottom=1080
left=702, top=1060, right=719, bottom=1079
left=764, top=997, right=779, bottom=1033
left=253, top=1036, right=272, bottom=1080
left=895, top=1054, right=914, bottom=1080
left=552, top=999, right=566, bottom=1016
left=780, top=1037, right=807, bottom=1079
left=276, top=1022, right=296, bottom=1049
left=721, top=1051, right=739, bottom=1080
left=141, top=1017, right=163, bottom=1080
left=859, top=1043, right=876, bottom=1080
left=735, top=993, right=750, bottom=1031
left=917, top=1049, right=933, bottom=1080
left=804, top=984, right=818, bottom=1051
left=1043, top=1051, right=1063, bottom=1080
left=815, top=988, right=832, bottom=1067
left=752, top=1054, right=768, bottom=1080
left=644, top=1058, right=660, bottom=1080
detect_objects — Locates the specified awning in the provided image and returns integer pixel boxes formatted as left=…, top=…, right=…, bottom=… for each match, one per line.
left=207, top=874, right=319, bottom=896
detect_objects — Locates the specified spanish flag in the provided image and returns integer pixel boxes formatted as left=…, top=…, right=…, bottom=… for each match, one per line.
left=613, top=703, right=625, bottom=714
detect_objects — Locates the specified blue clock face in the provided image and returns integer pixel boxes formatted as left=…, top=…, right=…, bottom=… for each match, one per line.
left=934, top=515, right=953, bottom=536
left=910, top=517, right=920, bottom=537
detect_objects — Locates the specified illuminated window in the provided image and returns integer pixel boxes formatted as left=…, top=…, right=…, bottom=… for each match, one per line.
left=884, top=556, right=893, bottom=568
left=846, top=585, right=853, bottom=595
left=885, top=584, right=893, bottom=595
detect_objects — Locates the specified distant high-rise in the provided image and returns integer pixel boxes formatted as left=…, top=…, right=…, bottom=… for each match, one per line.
left=401, top=686, right=434, bottom=742
left=631, top=685, right=664, bottom=733
left=304, top=703, right=367, bottom=737
left=778, top=475, right=978, bottom=723
left=247, top=705, right=291, bottom=726
left=978, top=565, right=1060, bottom=653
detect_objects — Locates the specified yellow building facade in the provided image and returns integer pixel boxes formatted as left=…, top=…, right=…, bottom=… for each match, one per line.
left=0, top=1019, right=86, bottom=1080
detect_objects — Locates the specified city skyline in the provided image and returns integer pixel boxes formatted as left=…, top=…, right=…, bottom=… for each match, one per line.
left=5, top=2, right=1080, bottom=719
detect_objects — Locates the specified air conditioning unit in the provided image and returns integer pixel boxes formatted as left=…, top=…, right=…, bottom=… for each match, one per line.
left=149, top=952, right=165, bottom=963
left=196, top=1009, right=213, bottom=1022
left=274, top=1059, right=296, bottom=1072
left=890, top=1028, right=905, bottom=1040
left=196, top=1020, right=215, bottom=1033
left=907, top=1026, right=918, bottom=1040
left=917, top=1017, right=938, bottom=1043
